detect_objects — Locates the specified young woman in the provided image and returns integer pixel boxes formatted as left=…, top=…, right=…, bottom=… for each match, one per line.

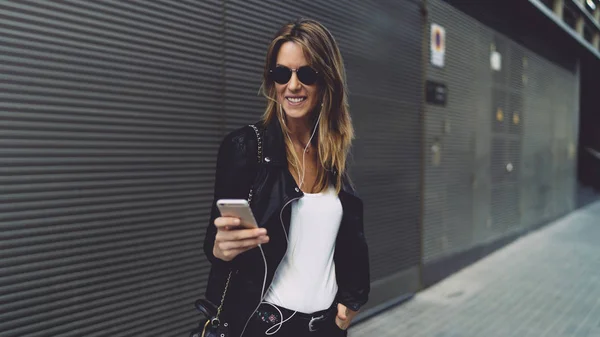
left=203, top=19, right=370, bottom=337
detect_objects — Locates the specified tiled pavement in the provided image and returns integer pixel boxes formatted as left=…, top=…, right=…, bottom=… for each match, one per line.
left=350, top=201, right=600, bottom=337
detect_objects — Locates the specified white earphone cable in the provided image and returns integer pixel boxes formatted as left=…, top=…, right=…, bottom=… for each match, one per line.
left=300, top=112, right=321, bottom=189
left=280, top=103, right=321, bottom=189
left=251, top=104, right=322, bottom=334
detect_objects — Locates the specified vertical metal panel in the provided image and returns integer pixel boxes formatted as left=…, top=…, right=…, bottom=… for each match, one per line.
left=522, top=51, right=553, bottom=226
left=0, top=1, right=224, bottom=336
left=489, top=37, right=523, bottom=237
left=549, top=64, right=578, bottom=216
left=424, top=0, right=478, bottom=262
left=472, top=24, right=495, bottom=246
left=521, top=49, right=578, bottom=228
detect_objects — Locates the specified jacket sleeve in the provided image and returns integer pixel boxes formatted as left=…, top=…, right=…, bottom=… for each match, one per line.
left=203, top=128, right=257, bottom=269
left=335, top=197, right=371, bottom=312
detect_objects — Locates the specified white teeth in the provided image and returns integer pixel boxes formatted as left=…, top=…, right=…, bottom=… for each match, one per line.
left=286, top=97, right=306, bottom=103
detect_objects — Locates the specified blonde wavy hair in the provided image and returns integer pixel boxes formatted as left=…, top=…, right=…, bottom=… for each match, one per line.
left=260, top=19, right=354, bottom=194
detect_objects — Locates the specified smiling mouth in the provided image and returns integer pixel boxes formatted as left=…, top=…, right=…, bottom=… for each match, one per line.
left=286, top=97, right=307, bottom=104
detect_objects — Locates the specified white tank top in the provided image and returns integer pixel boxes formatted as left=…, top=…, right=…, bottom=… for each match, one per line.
left=263, top=185, right=343, bottom=313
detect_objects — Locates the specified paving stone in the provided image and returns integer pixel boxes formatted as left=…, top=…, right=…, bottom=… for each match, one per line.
left=350, top=202, right=600, bottom=337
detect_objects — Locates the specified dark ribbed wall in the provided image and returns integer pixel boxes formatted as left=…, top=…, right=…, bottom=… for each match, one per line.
left=1, top=0, right=581, bottom=335
left=0, top=1, right=423, bottom=335
left=0, top=1, right=225, bottom=336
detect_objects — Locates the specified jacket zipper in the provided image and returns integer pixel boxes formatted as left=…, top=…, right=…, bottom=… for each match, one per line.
left=238, top=195, right=301, bottom=337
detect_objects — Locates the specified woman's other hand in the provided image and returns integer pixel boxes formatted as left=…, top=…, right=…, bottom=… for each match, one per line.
left=335, top=303, right=358, bottom=330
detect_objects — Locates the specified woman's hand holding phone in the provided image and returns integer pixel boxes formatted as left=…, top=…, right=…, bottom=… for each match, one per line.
left=212, top=217, right=269, bottom=262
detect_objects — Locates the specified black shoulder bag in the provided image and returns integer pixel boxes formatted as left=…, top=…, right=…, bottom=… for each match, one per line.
left=190, top=124, right=262, bottom=337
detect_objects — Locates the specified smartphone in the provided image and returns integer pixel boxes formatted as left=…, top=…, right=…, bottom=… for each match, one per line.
left=216, top=199, right=259, bottom=229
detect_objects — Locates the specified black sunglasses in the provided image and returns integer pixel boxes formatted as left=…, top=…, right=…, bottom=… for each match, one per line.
left=269, top=66, right=319, bottom=85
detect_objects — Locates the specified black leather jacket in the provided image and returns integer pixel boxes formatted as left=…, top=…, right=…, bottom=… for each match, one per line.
left=203, top=118, right=370, bottom=337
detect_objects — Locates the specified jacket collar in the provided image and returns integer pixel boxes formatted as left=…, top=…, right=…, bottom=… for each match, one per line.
left=257, top=117, right=359, bottom=199
left=261, top=117, right=287, bottom=167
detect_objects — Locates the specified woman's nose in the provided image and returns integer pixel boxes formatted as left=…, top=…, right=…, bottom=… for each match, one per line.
left=288, top=72, right=301, bottom=91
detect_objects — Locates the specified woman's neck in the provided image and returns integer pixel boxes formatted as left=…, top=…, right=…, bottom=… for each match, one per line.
left=285, top=116, right=313, bottom=147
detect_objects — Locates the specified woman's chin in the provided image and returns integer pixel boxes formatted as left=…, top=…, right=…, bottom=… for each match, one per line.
left=282, top=104, right=316, bottom=120
left=285, top=111, right=310, bottom=120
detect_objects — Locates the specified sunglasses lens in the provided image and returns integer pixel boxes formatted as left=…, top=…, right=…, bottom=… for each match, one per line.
left=271, top=67, right=292, bottom=84
left=297, top=67, right=318, bottom=85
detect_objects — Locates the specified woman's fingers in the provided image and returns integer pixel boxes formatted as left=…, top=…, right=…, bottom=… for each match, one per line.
left=214, top=216, right=241, bottom=229
left=213, top=217, right=268, bottom=261
left=216, top=226, right=265, bottom=240
left=219, top=235, right=269, bottom=249
left=214, top=235, right=269, bottom=261
left=217, top=247, right=248, bottom=261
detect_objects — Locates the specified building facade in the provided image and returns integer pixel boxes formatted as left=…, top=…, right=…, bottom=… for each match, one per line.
left=0, top=0, right=595, bottom=336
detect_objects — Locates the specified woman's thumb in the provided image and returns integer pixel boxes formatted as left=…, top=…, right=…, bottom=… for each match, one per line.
left=337, top=303, right=348, bottom=320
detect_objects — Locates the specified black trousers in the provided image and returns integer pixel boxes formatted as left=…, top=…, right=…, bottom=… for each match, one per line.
left=244, top=302, right=348, bottom=337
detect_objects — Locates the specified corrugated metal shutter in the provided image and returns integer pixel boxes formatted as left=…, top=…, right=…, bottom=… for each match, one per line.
left=334, top=0, right=423, bottom=284
left=0, top=1, right=224, bottom=336
left=2, top=0, right=425, bottom=334
left=222, top=0, right=277, bottom=129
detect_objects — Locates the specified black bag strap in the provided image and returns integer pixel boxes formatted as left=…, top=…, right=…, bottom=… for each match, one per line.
left=212, top=124, right=263, bottom=322
left=247, top=124, right=262, bottom=202
left=248, top=123, right=263, bottom=166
